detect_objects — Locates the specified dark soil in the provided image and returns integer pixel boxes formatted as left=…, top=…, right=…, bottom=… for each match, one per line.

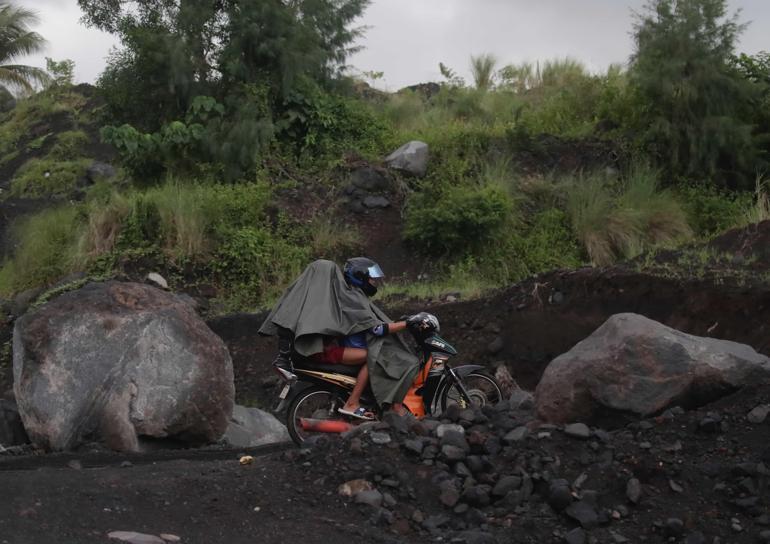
left=2, top=112, right=770, bottom=544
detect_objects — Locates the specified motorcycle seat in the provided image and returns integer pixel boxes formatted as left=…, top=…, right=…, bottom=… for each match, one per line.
left=293, top=358, right=361, bottom=378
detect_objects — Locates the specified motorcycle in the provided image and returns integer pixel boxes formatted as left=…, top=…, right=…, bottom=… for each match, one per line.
left=273, top=312, right=503, bottom=445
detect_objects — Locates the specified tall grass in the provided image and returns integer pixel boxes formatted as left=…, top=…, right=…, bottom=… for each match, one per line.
left=566, top=166, right=692, bottom=265
left=0, top=205, right=82, bottom=295
left=740, top=175, right=770, bottom=226
left=470, top=53, right=498, bottom=91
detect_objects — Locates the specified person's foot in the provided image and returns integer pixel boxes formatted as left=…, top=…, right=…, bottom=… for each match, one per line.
left=339, top=405, right=375, bottom=421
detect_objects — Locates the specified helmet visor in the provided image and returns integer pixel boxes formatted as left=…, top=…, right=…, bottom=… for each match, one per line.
left=367, top=263, right=385, bottom=279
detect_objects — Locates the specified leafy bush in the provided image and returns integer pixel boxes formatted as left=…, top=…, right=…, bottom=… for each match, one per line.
left=277, top=83, right=391, bottom=163
left=404, top=184, right=513, bottom=255
left=10, top=157, right=92, bottom=198
left=212, top=226, right=308, bottom=303
left=674, top=183, right=752, bottom=237
left=49, top=130, right=89, bottom=159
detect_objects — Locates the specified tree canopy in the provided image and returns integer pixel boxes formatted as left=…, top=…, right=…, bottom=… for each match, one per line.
left=630, top=0, right=762, bottom=188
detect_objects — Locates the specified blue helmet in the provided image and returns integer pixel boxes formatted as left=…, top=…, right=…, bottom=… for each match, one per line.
left=344, top=257, right=384, bottom=296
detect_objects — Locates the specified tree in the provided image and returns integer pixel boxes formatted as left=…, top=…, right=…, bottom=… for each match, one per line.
left=630, top=0, right=761, bottom=188
left=470, top=53, right=497, bottom=91
left=82, top=0, right=372, bottom=178
left=0, top=2, right=49, bottom=93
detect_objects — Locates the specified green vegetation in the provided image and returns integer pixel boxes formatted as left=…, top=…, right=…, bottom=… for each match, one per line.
left=0, top=0, right=769, bottom=310
left=10, top=157, right=91, bottom=198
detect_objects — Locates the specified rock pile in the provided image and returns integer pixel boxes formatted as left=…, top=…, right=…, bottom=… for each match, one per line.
left=286, top=381, right=770, bottom=544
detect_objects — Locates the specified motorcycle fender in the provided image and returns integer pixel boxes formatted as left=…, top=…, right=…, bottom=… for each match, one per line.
left=431, top=365, right=486, bottom=413
left=452, top=365, right=486, bottom=378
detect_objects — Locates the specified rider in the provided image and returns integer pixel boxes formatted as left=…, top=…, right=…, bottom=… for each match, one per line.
left=272, top=257, right=411, bottom=420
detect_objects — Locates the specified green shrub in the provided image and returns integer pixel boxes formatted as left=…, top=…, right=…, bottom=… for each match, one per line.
left=404, top=184, right=513, bottom=254
left=212, top=226, right=309, bottom=302
left=49, top=130, right=90, bottom=159
left=674, top=183, right=752, bottom=237
left=513, top=208, right=583, bottom=275
left=0, top=205, right=83, bottom=295
left=10, top=157, right=92, bottom=198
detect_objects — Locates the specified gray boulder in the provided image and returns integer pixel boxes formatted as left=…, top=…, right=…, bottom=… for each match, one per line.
left=351, top=166, right=390, bottom=192
left=384, top=141, right=429, bottom=177
left=222, top=404, right=289, bottom=447
left=86, top=162, right=117, bottom=182
left=535, top=313, right=770, bottom=423
left=13, top=281, right=234, bottom=451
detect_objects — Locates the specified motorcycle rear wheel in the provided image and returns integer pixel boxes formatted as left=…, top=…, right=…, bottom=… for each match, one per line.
left=440, top=371, right=503, bottom=412
left=286, top=386, right=344, bottom=446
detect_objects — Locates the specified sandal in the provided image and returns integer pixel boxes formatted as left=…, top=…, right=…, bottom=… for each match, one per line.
left=338, top=406, right=375, bottom=421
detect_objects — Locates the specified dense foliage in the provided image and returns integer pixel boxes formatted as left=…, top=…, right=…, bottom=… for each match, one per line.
left=80, top=0, right=370, bottom=179
left=1, top=0, right=770, bottom=309
left=630, top=0, right=763, bottom=189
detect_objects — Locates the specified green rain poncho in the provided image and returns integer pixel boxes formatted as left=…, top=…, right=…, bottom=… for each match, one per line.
left=259, top=260, right=420, bottom=405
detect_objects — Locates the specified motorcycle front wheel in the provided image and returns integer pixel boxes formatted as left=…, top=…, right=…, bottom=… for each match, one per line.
left=286, top=386, right=345, bottom=446
left=440, top=371, right=503, bottom=412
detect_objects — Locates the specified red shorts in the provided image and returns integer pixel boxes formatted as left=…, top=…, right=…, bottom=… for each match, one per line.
left=312, top=342, right=345, bottom=364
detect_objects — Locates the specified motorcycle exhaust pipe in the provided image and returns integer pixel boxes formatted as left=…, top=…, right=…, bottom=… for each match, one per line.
left=299, top=418, right=353, bottom=433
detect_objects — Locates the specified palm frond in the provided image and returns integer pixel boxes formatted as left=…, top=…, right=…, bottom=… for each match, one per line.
left=0, top=64, right=49, bottom=92
left=470, top=53, right=497, bottom=91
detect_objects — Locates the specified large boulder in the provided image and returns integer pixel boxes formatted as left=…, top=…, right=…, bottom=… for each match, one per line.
left=13, top=281, right=234, bottom=451
left=535, top=313, right=770, bottom=424
left=384, top=141, right=429, bottom=177
left=222, top=405, right=290, bottom=448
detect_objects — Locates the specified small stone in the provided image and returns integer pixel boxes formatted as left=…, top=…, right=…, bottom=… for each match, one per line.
left=67, top=460, right=82, bottom=470
left=439, top=482, right=460, bottom=508
left=669, top=479, right=683, bottom=493
left=402, top=439, right=424, bottom=455
left=338, top=479, right=374, bottom=497
left=564, top=527, right=586, bottom=544
left=626, top=478, right=642, bottom=504
left=503, top=426, right=529, bottom=444
left=354, top=489, right=383, bottom=508
left=684, top=532, right=706, bottom=544
left=441, top=444, right=466, bottom=462
left=565, top=500, right=598, bottom=529
left=436, top=423, right=465, bottom=438
left=610, top=531, right=628, bottom=544
left=747, top=405, right=770, bottom=424
left=758, top=530, right=770, bottom=543
left=370, top=432, right=391, bottom=445
left=639, top=441, right=652, bottom=449
left=160, top=536, right=180, bottom=543
left=564, top=423, right=590, bottom=439
left=665, top=518, right=685, bottom=537
left=363, top=195, right=390, bottom=209
left=492, top=475, right=522, bottom=497
left=547, top=479, right=573, bottom=511
left=146, top=272, right=169, bottom=289
left=108, top=532, right=165, bottom=544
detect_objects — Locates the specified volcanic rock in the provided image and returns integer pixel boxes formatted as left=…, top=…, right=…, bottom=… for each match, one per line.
left=13, top=281, right=234, bottom=451
left=222, top=404, right=289, bottom=447
left=384, top=141, right=429, bottom=177
left=535, top=313, right=770, bottom=423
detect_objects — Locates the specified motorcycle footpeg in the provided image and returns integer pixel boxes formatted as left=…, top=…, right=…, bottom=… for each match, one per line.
left=273, top=365, right=297, bottom=382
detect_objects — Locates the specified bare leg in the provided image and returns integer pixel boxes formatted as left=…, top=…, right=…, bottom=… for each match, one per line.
left=343, top=364, right=369, bottom=412
left=336, top=348, right=372, bottom=414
